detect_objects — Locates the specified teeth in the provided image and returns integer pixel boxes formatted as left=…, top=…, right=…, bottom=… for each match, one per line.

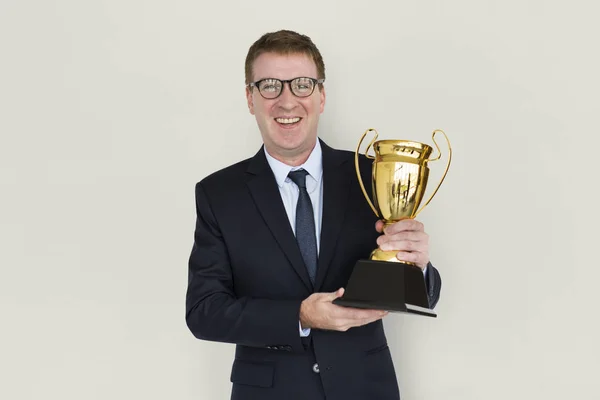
left=276, top=117, right=301, bottom=124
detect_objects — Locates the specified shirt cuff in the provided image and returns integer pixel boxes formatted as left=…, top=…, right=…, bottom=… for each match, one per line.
left=299, top=321, right=311, bottom=337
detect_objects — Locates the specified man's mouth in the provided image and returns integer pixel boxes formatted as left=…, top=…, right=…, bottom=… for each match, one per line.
left=275, top=117, right=302, bottom=127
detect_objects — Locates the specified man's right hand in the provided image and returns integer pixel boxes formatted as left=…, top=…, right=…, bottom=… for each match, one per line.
left=299, top=288, right=388, bottom=331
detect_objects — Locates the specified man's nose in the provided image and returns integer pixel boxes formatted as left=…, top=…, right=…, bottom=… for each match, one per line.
left=277, top=83, right=297, bottom=107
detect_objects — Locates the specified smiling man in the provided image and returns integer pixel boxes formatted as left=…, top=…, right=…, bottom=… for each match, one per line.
left=186, top=30, right=442, bottom=400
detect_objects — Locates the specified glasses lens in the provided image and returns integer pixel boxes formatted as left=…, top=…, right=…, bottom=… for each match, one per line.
left=291, top=78, right=315, bottom=97
left=258, top=79, right=282, bottom=99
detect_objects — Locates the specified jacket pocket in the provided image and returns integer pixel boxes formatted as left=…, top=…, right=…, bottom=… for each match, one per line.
left=230, top=359, right=274, bottom=388
left=363, top=344, right=397, bottom=387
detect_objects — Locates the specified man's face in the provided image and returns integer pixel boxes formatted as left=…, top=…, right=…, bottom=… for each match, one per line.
left=246, top=52, right=326, bottom=162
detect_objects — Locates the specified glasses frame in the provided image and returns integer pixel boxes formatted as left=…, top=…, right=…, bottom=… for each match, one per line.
left=247, top=77, right=325, bottom=99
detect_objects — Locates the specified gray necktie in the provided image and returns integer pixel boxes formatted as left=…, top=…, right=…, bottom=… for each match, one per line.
left=288, top=169, right=317, bottom=284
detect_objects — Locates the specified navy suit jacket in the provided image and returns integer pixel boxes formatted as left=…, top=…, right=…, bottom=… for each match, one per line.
left=186, top=139, right=442, bottom=400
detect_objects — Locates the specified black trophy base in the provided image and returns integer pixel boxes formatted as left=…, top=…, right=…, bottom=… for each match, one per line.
left=332, top=259, right=436, bottom=318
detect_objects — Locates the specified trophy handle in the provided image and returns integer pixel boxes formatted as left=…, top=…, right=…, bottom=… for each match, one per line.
left=355, top=128, right=380, bottom=217
left=414, top=129, right=452, bottom=217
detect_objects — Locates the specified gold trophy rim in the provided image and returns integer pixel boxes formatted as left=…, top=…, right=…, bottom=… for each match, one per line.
left=372, top=139, right=433, bottom=149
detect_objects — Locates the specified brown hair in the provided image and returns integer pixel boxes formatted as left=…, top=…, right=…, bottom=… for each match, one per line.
left=245, top=30, right=326, bottom=88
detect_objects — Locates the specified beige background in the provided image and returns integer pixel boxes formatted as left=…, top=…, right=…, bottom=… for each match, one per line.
left=1, top=0, right=598, bottom=399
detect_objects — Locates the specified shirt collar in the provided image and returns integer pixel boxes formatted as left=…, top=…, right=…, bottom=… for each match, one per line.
left=264, top=139, right=323, bottom=188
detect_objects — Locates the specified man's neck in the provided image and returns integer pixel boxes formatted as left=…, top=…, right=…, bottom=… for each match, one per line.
left=265, top=140, right=317, bottom=167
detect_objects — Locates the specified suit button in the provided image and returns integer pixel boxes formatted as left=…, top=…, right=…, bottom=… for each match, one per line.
left=312, top=363, right=320, bottom=373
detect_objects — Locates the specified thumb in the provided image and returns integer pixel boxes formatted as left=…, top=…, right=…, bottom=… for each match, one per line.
left=375, top=220, right=385, bottom=233
left=326, top=287, right=345, bottom=301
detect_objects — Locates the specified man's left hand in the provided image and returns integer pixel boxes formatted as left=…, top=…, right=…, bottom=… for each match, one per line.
left=375, top=219, right=429, bottom=270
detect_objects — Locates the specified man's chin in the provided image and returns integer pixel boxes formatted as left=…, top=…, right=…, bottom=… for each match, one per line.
left=272, top=131, right=306, bottom=147
left=265, top=137, right=313, bottom=157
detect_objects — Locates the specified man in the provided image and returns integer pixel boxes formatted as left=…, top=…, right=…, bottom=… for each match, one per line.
left=186, top=30, right=442, bottom=400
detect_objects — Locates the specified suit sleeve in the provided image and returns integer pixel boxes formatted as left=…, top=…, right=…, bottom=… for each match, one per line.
left=185, top=182, right=306, bottom=353
left=424, top=262, right=442, bottom=309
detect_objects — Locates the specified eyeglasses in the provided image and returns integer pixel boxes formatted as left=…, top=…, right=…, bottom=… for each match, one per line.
left=248, top=77, right=325, bottom=99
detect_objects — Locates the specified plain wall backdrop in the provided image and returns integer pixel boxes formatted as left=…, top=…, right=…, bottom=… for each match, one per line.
left=1, top=0, right=598, bottom=399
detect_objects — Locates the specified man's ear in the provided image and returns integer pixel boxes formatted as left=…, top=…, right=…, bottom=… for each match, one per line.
left=319, top=85, right=326, bottom=114
left=246, top=86, right=255, bottom=115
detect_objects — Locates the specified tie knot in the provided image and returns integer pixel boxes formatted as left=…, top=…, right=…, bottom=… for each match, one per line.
left=288, top=169, right=309, bottom=189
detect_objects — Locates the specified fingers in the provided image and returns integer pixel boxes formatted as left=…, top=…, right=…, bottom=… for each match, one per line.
left=377, top=236, right=428, bottom=251
left=375, top=220, right=385, bottom=233
left=333, top=308, right=388, bottom=331
left=358, top=312, right=389, bottom=327
left=324, top=287, right=345, bottom=301
left=375, top=220, right=429, bottom=269
left=377, top=230, right=427, bottom=244
left=333, top=307, right=387, bottom=322
left=310, top=291, right=389, bottom=331
left=384, top=219, right=424, bottom=234
left=395, top=251, right=428, bottom=269
left=345, top=308, right=388, bottom=321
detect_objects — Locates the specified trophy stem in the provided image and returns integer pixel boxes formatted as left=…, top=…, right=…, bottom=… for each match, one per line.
left=383, top=217, right=412, bottom=227
left=370, top=248, right=418, bottom=266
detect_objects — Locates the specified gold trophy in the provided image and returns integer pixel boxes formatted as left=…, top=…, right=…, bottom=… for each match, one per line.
left=333, top=129, right=452, bottom=317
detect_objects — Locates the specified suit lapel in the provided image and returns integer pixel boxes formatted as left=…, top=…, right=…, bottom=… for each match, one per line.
left=246, top=147, right=314, bottom=292
left=315, top=141, right=352, bottom=291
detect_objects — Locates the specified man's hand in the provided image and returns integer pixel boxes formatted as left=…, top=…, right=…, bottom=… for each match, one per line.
left=299, top=288, right=388, bottom=331
left=375, top=219, right=430, bottom=270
